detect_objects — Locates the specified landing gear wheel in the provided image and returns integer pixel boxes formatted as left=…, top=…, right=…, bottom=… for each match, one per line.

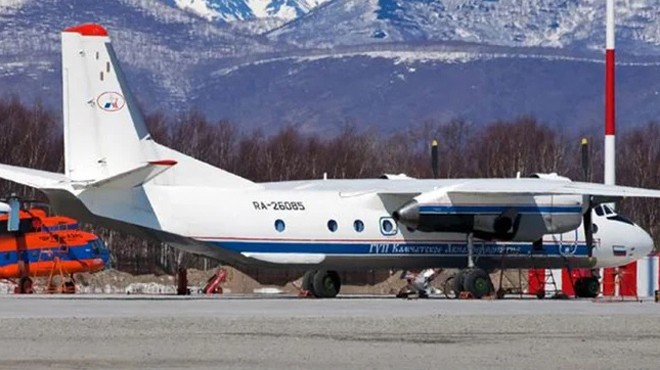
left=302, top=270, right=317, bottom=296
left=574, top=277, right=599, bottom=298
left=18, top=277, right=33, bottom=294
left=452, top=270, right=466, bottom=297
left=463, top=269, right=494, bottom=299
left=312, top=270, right=341, bottom=298
left=536, top=290, right=546, bottom=299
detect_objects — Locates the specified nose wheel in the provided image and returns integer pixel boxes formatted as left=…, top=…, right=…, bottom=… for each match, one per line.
left=574, top=276, right=600, bottom=298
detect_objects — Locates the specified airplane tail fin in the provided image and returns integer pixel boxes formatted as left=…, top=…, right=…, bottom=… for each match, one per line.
left=61, top=24, right=255, bottom=189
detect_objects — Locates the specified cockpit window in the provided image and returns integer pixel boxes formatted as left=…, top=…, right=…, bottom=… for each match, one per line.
left=607, top=214, right=635, bottom=226
left=595, top=206, right=604, bottom=217
left=603, top=205, right=615, bottom=215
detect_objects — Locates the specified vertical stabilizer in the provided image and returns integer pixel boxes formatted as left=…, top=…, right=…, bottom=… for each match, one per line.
left=61, top=24, right=255, bottom=189
left=62, top=24, right=153, bottom=182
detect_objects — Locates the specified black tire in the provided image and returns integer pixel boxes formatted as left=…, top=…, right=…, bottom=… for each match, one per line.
left=19, top=277, right=33, bottom=294
left=452, top=270, right=466, bottom=296
left=536, top=290, right=546, bottom=299
left=312, top=270, right=341, bottom=298
left=463, top=269, right=494, bottom=299
left=575, top=277, right=599, bottom=298
left=302, top=270, right=316, bottom=296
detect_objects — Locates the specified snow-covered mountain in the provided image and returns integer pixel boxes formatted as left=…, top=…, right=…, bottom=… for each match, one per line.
left=270, top=0, right=660, bottom=55
left=2, top=0, right=660, bottom=135
left=169, top=0, right=330, bottom=22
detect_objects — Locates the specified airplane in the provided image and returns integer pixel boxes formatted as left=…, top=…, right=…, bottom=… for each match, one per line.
left=0, top=198, right=109, bottom=293
left=0, top=23, right=659, bottom=299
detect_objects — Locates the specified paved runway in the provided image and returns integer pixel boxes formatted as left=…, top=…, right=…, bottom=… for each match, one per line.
left=0, top=295, right=659, bottom=369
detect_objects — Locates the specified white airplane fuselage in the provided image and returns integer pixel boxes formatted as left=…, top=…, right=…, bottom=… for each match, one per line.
left=61, top=178, right=652, bottom=272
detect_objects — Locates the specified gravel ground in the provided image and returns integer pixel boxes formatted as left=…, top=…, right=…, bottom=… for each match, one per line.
left=0, top=296, right=659, bottom=370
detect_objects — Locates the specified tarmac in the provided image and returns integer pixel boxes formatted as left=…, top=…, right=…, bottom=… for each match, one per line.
left=0, top=295, right=659, bottom=369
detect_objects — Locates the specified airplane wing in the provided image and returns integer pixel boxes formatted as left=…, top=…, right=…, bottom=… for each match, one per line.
left=451, top=180, right=660, bottom=199
left=380, top=179, right=660, bottom=200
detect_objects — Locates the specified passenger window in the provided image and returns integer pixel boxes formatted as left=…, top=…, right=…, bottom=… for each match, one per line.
left=274, top=219, right=285, bottom=232
left=353, top=220, right=364, bottom=232
left=380, top=217, right=398, bottom=236
left=327, top=220, right=338, bottom=232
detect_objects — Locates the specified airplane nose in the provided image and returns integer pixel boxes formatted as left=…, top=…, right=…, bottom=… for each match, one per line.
left=636, top=226, right=655, bottom=259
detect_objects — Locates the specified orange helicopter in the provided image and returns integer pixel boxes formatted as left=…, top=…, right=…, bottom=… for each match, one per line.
left=0, top=196, right=109, bottom=293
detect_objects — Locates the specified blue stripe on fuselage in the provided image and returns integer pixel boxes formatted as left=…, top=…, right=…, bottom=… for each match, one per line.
left=419, top=205, right=582, bottom=215
left=203, top=240, right=589, bottom=257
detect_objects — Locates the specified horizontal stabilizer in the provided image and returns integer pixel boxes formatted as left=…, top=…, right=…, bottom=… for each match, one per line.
left=87, top=160, right=177, bottom=189
left=0, top=164, right=68, bottom=189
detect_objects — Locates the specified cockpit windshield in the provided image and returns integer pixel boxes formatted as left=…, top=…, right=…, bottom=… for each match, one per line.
left=594, top=205, right=635, bottom=225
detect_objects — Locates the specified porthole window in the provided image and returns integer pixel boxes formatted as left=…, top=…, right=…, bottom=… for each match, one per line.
left=327, top=220, right=338, bottom=232
left=353, top=220, right=364, bottom=232
left=274, top=219, right=285, bottom=232
left=380, top=217, right=398, bottom=236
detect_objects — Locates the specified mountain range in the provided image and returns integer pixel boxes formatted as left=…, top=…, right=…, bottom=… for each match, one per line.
left=1, top=0, right=660, bottom=134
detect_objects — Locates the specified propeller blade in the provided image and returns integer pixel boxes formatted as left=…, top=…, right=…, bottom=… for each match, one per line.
left=431, top=139, right=438, bottom=179
left=581, top=138, right=589, bottom=182
left=583, top=199, right=594, bottom=257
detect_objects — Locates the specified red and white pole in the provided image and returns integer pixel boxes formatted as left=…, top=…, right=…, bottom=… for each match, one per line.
left=604, top=0, right=619, bottom=297
left=605, top=0, right=616, bottom=187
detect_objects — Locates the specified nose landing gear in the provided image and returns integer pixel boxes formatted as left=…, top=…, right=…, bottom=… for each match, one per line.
left=574, top=276, right=600, bottom=298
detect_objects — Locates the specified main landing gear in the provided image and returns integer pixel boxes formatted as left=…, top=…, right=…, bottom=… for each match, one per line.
left=452, top=268, right=495, bottom=299
left=451, top=233, right=495, bottom=299
left=302, top=270, right=342, bottom=298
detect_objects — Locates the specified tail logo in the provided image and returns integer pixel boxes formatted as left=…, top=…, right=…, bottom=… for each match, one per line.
left=96, top=91, right=125, bottom=112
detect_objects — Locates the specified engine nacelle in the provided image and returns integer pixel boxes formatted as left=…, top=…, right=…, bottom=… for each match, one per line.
left=393, top=191, right=584, bottom=242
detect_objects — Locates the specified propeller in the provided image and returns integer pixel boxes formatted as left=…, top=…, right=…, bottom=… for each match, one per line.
left=431, top=139, right=438, bottom=179
left=580, top=138, right=594, bottom=256
left=581, top=138, right=590, bottom=181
